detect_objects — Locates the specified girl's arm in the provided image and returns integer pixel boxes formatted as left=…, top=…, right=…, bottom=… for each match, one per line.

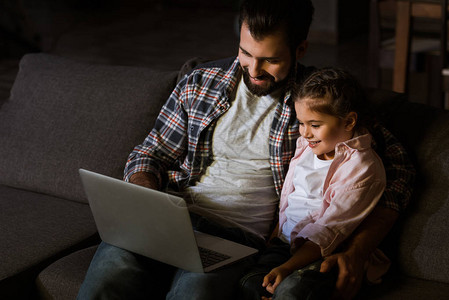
left=262, top=240, right=322, bottom=294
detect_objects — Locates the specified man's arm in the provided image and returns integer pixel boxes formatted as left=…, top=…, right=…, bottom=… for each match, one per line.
left=320, top=206, right=398, bottom=299
left=123, top=77, right=190, bottom=187
left=129, top=172, right=159, bottom=190
left=319, top=123, right=415, bottom=299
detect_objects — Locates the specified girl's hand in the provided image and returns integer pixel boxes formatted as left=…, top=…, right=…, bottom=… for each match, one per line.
left=262, top=266, right=291, bottom=295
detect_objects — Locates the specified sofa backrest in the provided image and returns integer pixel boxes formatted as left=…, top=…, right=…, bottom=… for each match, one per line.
left=0, top=54, right=178, bottom=203
left=2, top=53, right=449, bottom=284
left=368, top=89, right=449, bottom=284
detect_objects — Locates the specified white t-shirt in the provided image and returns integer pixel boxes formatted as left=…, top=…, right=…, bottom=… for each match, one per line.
left=185, top=77, right=280, bottom=237
left=281, top=150, right=333, bottom=243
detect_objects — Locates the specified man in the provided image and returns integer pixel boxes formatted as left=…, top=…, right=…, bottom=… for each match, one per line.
left=77, top=0, right=415, bottom=299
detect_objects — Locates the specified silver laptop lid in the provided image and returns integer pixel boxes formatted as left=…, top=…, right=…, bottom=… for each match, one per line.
left=79, top=169, right=204, bottom=272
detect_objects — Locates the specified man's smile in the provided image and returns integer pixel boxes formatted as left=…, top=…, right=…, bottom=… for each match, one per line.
left=249, top=75, right=270, bottom=85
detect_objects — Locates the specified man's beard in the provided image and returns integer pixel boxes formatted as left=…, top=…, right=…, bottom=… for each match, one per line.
left=242, top=64, right=296, bottom=97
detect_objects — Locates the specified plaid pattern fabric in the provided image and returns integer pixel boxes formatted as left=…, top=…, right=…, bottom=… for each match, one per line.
left=124, top=57, right=415, bottom=212
left=371, top=124, right=416, bottom=212
left=124, top=57, right=299, bottom=196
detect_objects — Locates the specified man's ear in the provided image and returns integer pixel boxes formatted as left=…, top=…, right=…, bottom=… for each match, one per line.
left=295, top=40, right=309, bottom=61
left=345, top=112, right=358, bottom=131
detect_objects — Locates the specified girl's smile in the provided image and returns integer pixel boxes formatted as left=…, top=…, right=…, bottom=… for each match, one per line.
left=307, top=140, right=320, bottom=148
left=295, top=100, right=356, bottom=160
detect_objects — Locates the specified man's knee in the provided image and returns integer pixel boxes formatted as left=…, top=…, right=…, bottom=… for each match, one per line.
left=78, top=242, right=168, bottom=299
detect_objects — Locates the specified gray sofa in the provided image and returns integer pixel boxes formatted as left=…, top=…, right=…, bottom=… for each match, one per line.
left=0, top=53, right=448, bottom=299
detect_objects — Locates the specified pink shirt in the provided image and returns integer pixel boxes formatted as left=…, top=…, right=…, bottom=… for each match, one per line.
left=279, top=131, right=386, bottom=257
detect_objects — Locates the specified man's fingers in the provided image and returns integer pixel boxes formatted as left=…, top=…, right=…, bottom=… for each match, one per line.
left=340, top=272, right=359, bottom=299
left=332, top=276, right=359, bottom=300
left=329, top=255, right=362, bottom=300
left=336, top=261, right=349, bottom=288
left=320, top=256, right=337, bottom=273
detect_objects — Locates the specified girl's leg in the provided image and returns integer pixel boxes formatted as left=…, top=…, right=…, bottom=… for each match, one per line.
left=77, top=241, right=175, bottom=300
left=239, top=239, right=292, bottom=300
left=272, top=260, right=338, bottom=300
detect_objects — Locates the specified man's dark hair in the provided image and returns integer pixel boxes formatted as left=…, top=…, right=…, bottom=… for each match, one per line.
left=239, top=0, right=314, bottom=50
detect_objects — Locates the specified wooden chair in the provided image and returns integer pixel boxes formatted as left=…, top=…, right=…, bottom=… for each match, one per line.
left=393, top=0, right=449, bottom=108
left=368, top=0, right=397, bottom=89
left=368, top=0, right=441, bottom=89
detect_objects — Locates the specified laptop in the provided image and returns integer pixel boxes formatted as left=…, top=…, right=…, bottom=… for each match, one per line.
left=79, top=169, right=258, bottom=273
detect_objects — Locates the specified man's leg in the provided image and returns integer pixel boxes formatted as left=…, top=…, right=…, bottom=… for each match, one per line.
left=165, top=212, right=266, bottom=300
left=77, top=241, right=175, bottom=300
left=167, top=257, right=254, bottom=300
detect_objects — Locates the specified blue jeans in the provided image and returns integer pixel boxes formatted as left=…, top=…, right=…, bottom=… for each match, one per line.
left=77, top=213, right=264, bottom=300
left=239, top=238, right=337, bottom=300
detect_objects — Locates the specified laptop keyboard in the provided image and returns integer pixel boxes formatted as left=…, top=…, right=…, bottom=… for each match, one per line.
left=198, top=247, right=231, bottom=268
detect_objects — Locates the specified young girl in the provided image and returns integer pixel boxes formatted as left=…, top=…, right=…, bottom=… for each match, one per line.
left=240, top=68, right=388, bottom=300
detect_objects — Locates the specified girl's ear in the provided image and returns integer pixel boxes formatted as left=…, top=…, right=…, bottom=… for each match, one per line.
left=345, top=112, right=358, bottom=131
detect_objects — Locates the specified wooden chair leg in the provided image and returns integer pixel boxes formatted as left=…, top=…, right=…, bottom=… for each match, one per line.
left=427, top=54, right=445, bottom=108
left=368, top=0, right=381, bottom=88
left=393, top=1, right=411, bottom=93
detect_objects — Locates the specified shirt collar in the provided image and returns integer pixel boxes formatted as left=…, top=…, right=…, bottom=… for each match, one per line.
left=336, top=129, right=372, bottom=153
left=215, top=57, right=241, bottom=98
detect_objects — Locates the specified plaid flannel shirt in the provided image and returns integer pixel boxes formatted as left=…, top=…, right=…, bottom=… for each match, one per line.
left=124, top=57, right=415, bottom=212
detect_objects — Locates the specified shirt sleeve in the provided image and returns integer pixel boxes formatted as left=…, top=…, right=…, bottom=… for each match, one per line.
left=123, top=77, right=189, bottom=185
left=371, top=123, right=416, bottom=212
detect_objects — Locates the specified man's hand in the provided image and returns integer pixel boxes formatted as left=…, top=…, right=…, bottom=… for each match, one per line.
left=129, top=172, right=159, bottom=190
left=320, top=206, right=399, bottom=300
left=320, top=251, right=364, bottom=300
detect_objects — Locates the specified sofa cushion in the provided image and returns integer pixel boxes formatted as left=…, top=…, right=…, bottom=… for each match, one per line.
left=36, top=245, right=98, bottom=300
left=0, top=185, right=98, bottom=298
left=361, top=89, right=449, bottom=284
left=0, top=53, right=178, bottom=203
left=359, top=274, right=449, bottom=299
left=379, top=100, right=449, bottom=284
